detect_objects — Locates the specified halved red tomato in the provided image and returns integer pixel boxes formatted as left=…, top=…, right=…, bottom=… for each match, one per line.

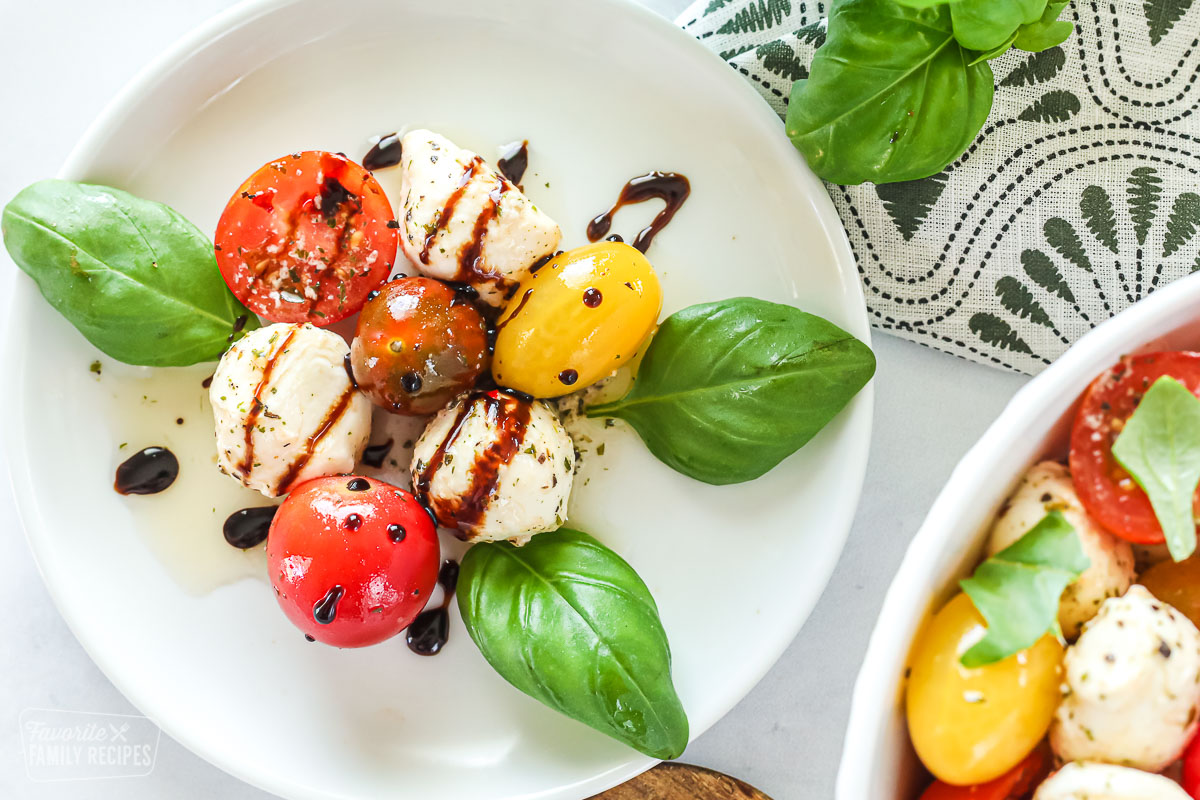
left=1069, top=351, right=1200, bottom=544
left=918, top=746, right=1049, bottom=800
left=215, top=150, right=397, bottom=325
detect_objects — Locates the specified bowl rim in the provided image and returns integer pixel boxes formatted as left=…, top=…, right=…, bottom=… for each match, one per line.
left=836, top=269, right=1200, bottom=798
left=3, top=0, right=875, bottom=797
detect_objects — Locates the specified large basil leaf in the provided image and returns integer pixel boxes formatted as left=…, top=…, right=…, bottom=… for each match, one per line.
left=2, top=180, right=259, bottom=366
left=951, top=0, right=1046, bottom=51
left=959, top=510, right=1089, bottom=667
left=1112, top=376, right=1200, bottom=562
left=457, top=529, right=688, bottom=759
left=785, top=0, right=994, bottom=185
left=1013, top=1, right=1073, bottom=52
left=587, top=298, right=875, bottom=486
left=895, top=0, right=1047, bottom=52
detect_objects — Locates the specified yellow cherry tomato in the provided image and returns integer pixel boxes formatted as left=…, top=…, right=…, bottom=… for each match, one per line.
left=906, top=592, right=1062, bottom=786
left=492, top=242, right=662, bottom=398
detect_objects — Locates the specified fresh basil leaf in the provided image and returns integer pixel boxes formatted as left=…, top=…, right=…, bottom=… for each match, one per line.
left=2, top=180, right=259, bottom=366
left=1013, top=1, right=1073, bottom=52
left=785, top=0, right=995, bottom=185
left=457, top=529, right=688, bottom=759
left=949, top=0, right=1047, bottom=52
left=893, top=0, right=1052, bottom=51
left=1111, top=376, right=1200, bottom=562
left=959, top=510, right=1089, bottom=667
left=969, top=31, right=1019, bottom=65
left=586, top=298, right=875, bottom=486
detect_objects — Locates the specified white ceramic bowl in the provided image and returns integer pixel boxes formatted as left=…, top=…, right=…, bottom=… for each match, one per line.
left=3, top=0, right=873, bottom=798
left=838, top=270, right=1200, bottom=799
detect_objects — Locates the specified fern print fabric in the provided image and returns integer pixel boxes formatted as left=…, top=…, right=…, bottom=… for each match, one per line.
left=679, top=0, right=1200, bottom=373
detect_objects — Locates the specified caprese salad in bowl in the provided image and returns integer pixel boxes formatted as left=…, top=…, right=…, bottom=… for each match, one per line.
left=3, top=127, right=874, bottom=762
left=853, top=304, right=1200, bottom=797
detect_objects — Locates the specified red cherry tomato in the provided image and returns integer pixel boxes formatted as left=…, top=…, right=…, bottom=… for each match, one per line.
left=1184, top=731, right=1200, bottom=799
left=919, top=746, right=1049, bottom=800
left=266, top=475, right=438, bottom=647
left=215, top=151, right=397, bottom=325
left=1069, top=351, right=1200, bottom=544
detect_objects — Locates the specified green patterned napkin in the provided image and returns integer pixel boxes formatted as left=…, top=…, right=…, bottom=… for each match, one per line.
left=678, top=0, right=1200, bottom=373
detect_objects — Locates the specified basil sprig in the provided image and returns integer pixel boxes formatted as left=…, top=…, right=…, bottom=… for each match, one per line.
left=458, top=529, right=688, bottom=759
left=895, top=0, right=1072, bottom=56
left=3, top=180, right=258, bottom=366
left=959, top=511, right=1089, bottom=667
left=1112, top=376, right=1200, bottom=562
left=787, top=0, right=1073, bottom=185
left=587, top=298, right=875, bottom=486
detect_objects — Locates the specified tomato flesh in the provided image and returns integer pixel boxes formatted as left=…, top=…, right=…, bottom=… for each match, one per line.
left=918, top=746, right=1049, bottom=800
left=215, top=151, right=396, bottom=325
left=1069, top=351, right=1200, bottom=545
left=266, top=475, right=438, bottom=647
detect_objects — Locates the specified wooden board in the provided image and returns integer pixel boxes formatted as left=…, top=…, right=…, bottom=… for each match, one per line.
left=590, top=763, right=773, bottom=800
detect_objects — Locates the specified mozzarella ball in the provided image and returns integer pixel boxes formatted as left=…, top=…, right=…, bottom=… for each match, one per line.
left=211, top=322, right=371, bottom=497
left=1050, top=585, right=1200, bottom=771
left=411, top=391, right=574, bottom=544
left=397, top=130, right=561, bottom=306
left=988, top=461, right=1134, bottom=639
left=1033, top=762, right=1189, bottom=800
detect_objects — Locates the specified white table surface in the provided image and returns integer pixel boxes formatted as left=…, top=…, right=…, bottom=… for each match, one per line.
left=0, top=2, right=1032, bottom=798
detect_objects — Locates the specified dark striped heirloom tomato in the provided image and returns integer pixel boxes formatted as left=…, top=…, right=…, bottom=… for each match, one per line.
left=350, top=277, right=492, bottom=415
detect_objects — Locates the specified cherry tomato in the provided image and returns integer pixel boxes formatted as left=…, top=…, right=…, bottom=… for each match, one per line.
left=492, top=242, right=662, bottom=398
left=918, top=746, right=1050, bottom=800
left=350, top=277, right=491, bottom=415
left=1069, top=351, right=1200, bottom=544
left=906, top=593, right=1062, bottom=786
left=266, top=475, right=438, bottom=647
left=1140, top=557, right=1200, bottom=629
left=1183, top=731, right=1200, bottom=799
left=215, top=151, right=397, bottom=325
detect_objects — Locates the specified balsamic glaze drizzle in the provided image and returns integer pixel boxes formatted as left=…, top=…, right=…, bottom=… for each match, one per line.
left=313, top=585, right=345, bottom=625
left=114, top=447, right=179, bottom=495
left=406, top=559, right=461, bottom=656
left=363, top=132, right=403, bottom=171
left=496, top=139, right=529, bottom=185
left=223, top=506, right=277, bottom=549
left=586, top=171, right=691, bottom=253
left=362, top=439, right=395, bottom=469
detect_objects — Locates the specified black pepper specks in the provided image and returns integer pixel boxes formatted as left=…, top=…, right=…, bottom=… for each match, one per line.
left=1160, top=639, right=1173, bottom=658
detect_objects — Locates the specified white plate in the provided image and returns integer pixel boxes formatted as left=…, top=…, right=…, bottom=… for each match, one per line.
left=4, top=0, right=872, bottom=797
left=838, top=271, right=1200, bottom=799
